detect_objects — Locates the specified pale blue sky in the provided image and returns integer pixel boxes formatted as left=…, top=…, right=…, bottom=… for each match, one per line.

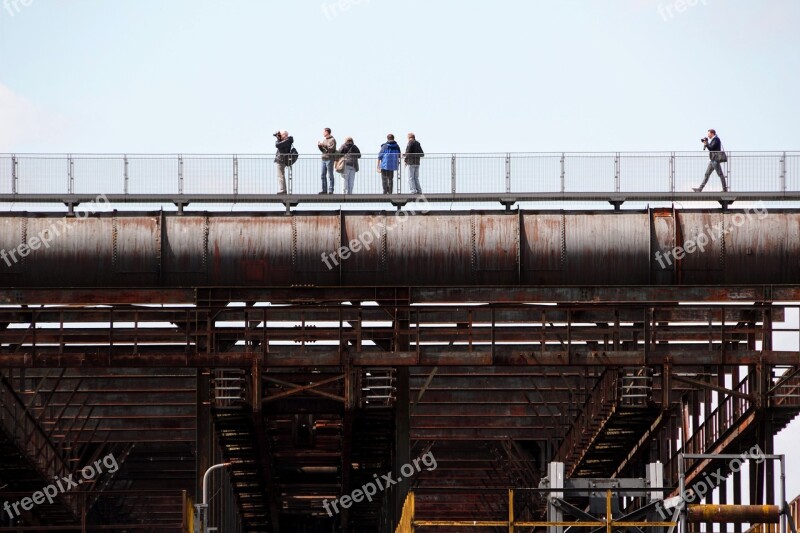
left=1, top=0, right=799, bottom=154
left=1, top=0, right=800, bottom=507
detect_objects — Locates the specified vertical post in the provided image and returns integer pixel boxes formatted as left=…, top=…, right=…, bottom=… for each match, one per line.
left=288, top=165, right=293, bottom=195
left=606, top=489, right=612, bottom=533
left=780, top=456, right=787, bottom=533
left=560, top=153, right=566, bottom=193
left=646, top=462, right=664, bottom=502
left=394, top=366, right=410, bottom=525
left=679, top=454, right=687, bottom=533
left=233, top=155, right=239, bottom=196
left=505, top=153, right=511, bottom=193
left=68, top=154, right=74, bottom=195
left=508, top=489, right=514, bottom=533
left=780, top=151, right=787, bottom=193
left=82, top=491, right=87, bottom=533
left=178, top=155, right=184, bottom=195
left=11, top=154, right=18, bottom=195
left=547, top=462, right=564, bottom=533
left=197, top=370, right=212, bottom=517
left=670, top=152, right=676, bottom=193
left=451, top=154, right=457, bottom=194
left=397, top=159, right=402, bottom=194
left=124, top=155, right=129, bottom=195
left=614, top=152, right=620, bottom=192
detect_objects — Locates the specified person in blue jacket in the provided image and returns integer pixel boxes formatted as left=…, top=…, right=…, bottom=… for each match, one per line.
left=377, top=134, right=401, bottom=194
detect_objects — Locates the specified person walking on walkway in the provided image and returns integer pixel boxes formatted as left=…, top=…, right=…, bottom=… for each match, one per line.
left=694, top=129, right=728, bottom=192
left=318, top=128, right=337, bottom=194
left=403, top=133, right=424, bottom=194
left=338, top=137, right=361, bottom=194
left=377, top=134, right=401, bottom=194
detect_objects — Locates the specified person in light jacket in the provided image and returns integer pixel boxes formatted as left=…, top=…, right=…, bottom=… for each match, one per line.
left=338, top=137, right=361, bottom=194
left=377, top=134, right=401, bottom=194
left=318, top=128, right=337, bottom=194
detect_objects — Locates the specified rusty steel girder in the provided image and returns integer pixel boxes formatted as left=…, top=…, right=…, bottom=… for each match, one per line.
left=0, top=209, right=797, bottom=288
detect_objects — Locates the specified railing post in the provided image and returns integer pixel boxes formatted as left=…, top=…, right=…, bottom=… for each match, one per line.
left=560, top=152, right=565, bottom=193
left=288, top=164, right=293, bottom=195
left=68, top=154, right=74, bottom=195
left=669, top=152, right=675, bottom=193
left=614, top=152, right=620, bottom=192
left=123, top=155, right=129, bottom=195
left=11, top=154, right=17, bottom=195
left=233, top=155, right=239, bottom=196
left=178, top=155, right=184, bottom=195
left=780, top=151, right=787, bottom=193
left=397, top=160, right=402, bottom=194
left=505, top=153, right=511, bottom=193
left=451, top=154, right=457, bottom=194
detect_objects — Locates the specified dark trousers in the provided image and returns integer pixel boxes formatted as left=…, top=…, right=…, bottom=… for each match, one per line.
left=698, top=160, right=728, bottom=191
left=381, top=170, right=394, bottom=194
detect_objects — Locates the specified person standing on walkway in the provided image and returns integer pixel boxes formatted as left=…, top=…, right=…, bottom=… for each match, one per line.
left=338, top=137, right=361, bottom=194
left=377, top=134, right=401, bottom=194
left=274, top=130, right=293, bottom=195
left=403, top=132, right=425, bottom=194
left=694, top=129, right=728, bottom=192
left=318, top=128, right=337, bottom=194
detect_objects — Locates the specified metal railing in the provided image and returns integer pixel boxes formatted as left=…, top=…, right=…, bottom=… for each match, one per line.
left=211, top=369, right=247, bottom=409
left=1, top=151, right=798, bottom=197
left=395, top=490, right=674, bottom=532
left=556, top=369, right=618, bottom=468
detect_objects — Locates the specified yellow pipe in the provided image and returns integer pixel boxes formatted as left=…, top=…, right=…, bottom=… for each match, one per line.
left=687, top=504, right=780, bottom=523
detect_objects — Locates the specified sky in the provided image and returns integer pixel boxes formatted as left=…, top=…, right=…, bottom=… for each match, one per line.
left=1, top=0, right=800, bottom=511
left=1, top=0, right=799, bottom=155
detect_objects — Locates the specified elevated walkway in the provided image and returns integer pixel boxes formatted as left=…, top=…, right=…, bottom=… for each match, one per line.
left=1, top=151, right=798, bottom=210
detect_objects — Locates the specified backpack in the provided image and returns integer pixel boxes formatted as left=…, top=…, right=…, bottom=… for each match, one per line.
left=288, top=146, right=299, bottom=166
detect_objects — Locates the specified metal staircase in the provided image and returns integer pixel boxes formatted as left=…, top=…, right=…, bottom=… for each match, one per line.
left=557, top=368, right=661, bottom=477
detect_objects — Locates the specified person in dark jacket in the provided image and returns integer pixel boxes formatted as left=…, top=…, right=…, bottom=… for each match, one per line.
left=338, top=137, right=362, bottom=194
left=377, top=134, right=401, bottom=194
left=403, top=132, right=424, bottom=194
left=694, top=129, right=728, bottom=192
left=274, top=130, right=293, bottom=194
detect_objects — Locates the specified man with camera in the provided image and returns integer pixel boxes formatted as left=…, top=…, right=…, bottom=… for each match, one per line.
left=318, top=128, right=337, bottom=194
left=274, top=130, right=293, bottom=194
left=693, top=129, right=728, bottom=192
